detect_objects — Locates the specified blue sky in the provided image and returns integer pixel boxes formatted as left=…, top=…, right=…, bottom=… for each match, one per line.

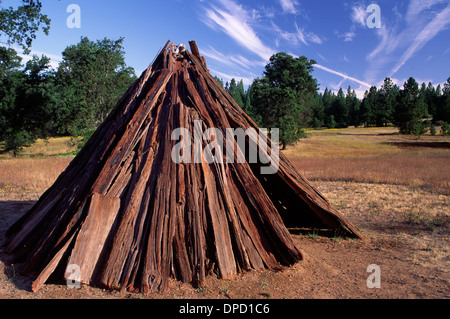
left=4, top=0, right=450, bottom=97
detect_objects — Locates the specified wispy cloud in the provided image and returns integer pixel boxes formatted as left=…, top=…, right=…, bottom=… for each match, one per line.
left=336, top=3, right=368, bottom=43
left=202, top=0, right=275, bottom=61
left=391, top=3, right=450, bottom=75
left=308, top=32, right=324, bottom=44
left=272, top=21, right=301, bottom=46
left=294, top=22, right=324, bottom=45
left=314, top=63, right=372, bottom=89
left=279, top=0, right=298, bottom=15
left=201, top=45, right=265, bottom=69
left=13, top=46, right=62, bottom=70
left=405, top=0, right=447, bottom=24
left=210, top=68, right=256, bottom=86
left=351, top=4, right=368, bottom=27
left=316, top=52, right=327, bottom=62
left=366, top=25, right=399, bottom=61
left=339, top=31, right=357, bottom=42
left=294, top=23, right=308, bottom=46
left=363, top=0, right=450, bottom=83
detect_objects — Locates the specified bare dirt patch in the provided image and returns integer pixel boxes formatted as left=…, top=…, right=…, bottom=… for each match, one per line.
left=1, top=182, right=448, bottom=299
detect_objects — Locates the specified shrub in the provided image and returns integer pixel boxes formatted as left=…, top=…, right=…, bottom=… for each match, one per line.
left=441, top=122, right=450, bottom=136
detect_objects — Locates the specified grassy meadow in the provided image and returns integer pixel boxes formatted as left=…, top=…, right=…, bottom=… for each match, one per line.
left=285, top=127, right=450, bottom=195
left=0, top=137, right=76, bottom=200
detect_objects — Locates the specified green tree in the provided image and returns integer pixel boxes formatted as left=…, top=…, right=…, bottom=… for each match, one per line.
left=214, top=76, right=224, bottom=88
left=0, top=47, right=23, bottom=149
left=243, top=82, right=255, bottom=117
left=360, top=87, right=377, bottom=127
left=322, top=88, right=336, bottom=127
left=377, top=77, right=398, bottom=127
left=421, top=82, right=438, bottom=118
left=331, top=88, right=348, bottom=128
left=311, top=93, right=325, bottom=128
left=250, top=52, right=317, bottom=149
left=227, top=78, right=244, bottom=108
left=395, top=77, right=428, bottom=134
left=0, top=0, right=51, bottom=53
left=435, top=78, right=450, bottom=123
left=346, top=86, right=361, bottom=127
left=0, top=49, right=53, bottom=155
left=327, top=115, right=336, bottom=129
left=53, top=37, right=136, bottom=137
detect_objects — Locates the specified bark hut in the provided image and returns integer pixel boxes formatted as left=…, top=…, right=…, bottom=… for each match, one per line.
left=5, top=41, right=362, bottom=293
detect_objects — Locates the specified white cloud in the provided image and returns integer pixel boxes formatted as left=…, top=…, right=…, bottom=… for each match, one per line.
left=13, top=46, right=62, bottom=70
left=367, top=26, right=392, bottom=61
left=201, top=46, right=266, bottom=69
left=351, top=5, right=367, bottom=27
left=362, top=0, right=450, bottom=84
left=336, top=4, right=367, bottom=43
left=343, top=31, right=356, bottom=42
left=294, top=23, right=308, bottom=46
left=391, top=3, right=450, bottom=75
left=308, top=32, right=323, bottom=44
left=279, top=0, right=298, bottom=14
left=272, top=21, right=300, bottom=46
left=202, top=0, right=275, bottom=61
left=405, top=0, right=447, bottom=24
left=314, top=63, right=373, bottom=89
left=294, top=23, right=324, bottom=45
left=210, top=68, right=255, bottom=86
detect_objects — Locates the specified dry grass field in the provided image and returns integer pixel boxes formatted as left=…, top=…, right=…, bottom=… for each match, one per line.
left=286, top=127, right=450, bottom=195
left=0, top=128, right=449, bottom=299
left=0, top=137, right=75, bottom=201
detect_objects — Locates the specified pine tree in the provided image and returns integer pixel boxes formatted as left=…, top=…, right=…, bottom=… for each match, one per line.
left=346, top=86, right=360, bottom=127
left=331, top=88, right=349, bottom=128
left=378, top=77, right=398, bottom=126
left=227, top=78, right=244, bottom=108
left=311, top=93, right=325, bottom=128
left=360, top=87, right=377, bottom=127
left=395, top=77, right=428, bottom=134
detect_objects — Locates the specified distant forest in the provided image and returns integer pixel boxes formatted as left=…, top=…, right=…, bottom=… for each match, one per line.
left=218, top=66, right=450, bottom=148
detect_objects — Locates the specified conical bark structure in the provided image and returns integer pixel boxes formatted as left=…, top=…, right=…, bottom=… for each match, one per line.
left=6, top=41, right=362, bottom=293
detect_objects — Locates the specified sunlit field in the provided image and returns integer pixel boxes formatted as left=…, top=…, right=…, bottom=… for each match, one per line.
left=285, top=127, right=450, bottom=195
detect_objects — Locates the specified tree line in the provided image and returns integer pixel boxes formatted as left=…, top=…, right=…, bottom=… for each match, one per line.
left=218, top=53, right=450, bottom=148
left=0, top=37, right=137, bottom=155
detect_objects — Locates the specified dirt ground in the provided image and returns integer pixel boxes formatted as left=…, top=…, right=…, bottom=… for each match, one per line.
left=0, top=181, right=448, bottom=300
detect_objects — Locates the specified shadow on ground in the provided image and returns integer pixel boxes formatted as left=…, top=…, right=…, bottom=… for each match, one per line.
left=385, top=141, right=450, bottom=149
left=0, top=200, right=36, bottom=292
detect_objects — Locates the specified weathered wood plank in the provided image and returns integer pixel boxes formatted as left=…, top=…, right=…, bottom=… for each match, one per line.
left=66, top=193, right=121, bottom=284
